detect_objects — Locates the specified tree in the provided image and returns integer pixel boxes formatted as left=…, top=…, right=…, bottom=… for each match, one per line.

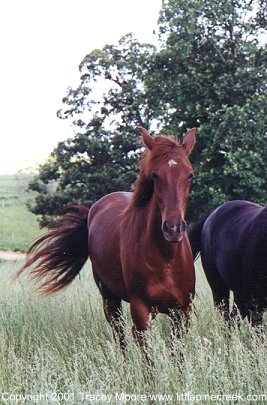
left=29, top=0, right=267, bottom=223
left=29, top=35, right=156, bottom=223
left=147, top=0, right=267, bottom=217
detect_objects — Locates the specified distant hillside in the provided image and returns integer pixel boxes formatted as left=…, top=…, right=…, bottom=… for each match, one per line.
left=0, top=174, right=41, bottom=251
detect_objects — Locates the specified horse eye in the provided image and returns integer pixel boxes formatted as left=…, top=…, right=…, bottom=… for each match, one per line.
left=188, top=172, right=194, bottom=180
left=151, top=172, right=158, bottom=180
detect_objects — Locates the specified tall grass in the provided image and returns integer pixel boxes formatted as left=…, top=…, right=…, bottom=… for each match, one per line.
left=0, top=174, right=41, bottom=251
left=0, top=259, right=266, bottom=404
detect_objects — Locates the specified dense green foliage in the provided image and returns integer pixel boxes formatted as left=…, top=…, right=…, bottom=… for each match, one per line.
left=29, top=0, right=267, bottom=222
left=0, top=175, right=41, bottom=251
left=0, top=259, right=266, bottom=402
left=155, top=0, right=267, bottom=216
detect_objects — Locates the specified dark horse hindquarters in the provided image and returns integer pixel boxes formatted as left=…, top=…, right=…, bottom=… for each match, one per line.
left=189, top=200, right=267, bottom=325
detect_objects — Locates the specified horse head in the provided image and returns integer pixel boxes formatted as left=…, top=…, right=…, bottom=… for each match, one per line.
left=139, top=127, right=196, bottom=243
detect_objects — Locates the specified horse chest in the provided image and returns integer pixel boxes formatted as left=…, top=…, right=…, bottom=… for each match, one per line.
left=121, top=232, right=195, bottom=311
left=146, top=282, right=186, bottom=312
left=146, top=264, right=195, bottom=311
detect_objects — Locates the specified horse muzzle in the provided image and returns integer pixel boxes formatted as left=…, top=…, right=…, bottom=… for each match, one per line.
left=162, top=219, right=187, bottom=243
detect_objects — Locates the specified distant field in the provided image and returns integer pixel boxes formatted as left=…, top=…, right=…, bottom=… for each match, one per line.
left=0, top=174, right=41, bottom=251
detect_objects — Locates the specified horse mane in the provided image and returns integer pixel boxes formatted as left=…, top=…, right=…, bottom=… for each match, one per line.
left=126, top=135, right=181, bottom=211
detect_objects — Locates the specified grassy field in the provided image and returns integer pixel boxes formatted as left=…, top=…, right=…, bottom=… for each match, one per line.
left=0, top=258, right=266, bottom=404
left=0, top=174, right=41, bottom=251
left=0, top=174, right=266, bottom=403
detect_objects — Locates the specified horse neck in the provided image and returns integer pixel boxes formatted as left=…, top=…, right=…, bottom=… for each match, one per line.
left=145, top=195, right=164, bottom=241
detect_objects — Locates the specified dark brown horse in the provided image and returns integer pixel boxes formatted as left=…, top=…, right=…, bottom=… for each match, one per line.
left=189, top=200, right=267, bottom=326
left=17, top=127, right=196, bottom=351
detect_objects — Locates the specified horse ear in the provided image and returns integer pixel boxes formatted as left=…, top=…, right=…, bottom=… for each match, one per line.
left=182, top=128, right=196, bottom=155
left=139, top=127, right=154, bottom=150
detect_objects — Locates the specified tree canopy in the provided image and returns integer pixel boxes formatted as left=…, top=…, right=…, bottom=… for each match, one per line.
left=29, top=0, right=267, bottom=224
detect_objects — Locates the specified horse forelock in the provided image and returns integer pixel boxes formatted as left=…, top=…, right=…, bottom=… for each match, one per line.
left=142, top=135, right=181, bottom=174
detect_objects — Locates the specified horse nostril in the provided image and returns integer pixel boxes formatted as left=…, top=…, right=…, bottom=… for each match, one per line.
left=163, top=220, right=170, bottom=233
left=162, top=219, right=186, bottom=242
left=163, top=220, right=178, bottom=234
left=163, top=219, right=187, bottom=235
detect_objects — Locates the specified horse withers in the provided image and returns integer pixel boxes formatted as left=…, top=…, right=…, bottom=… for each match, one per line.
left=17, top=127, right=196, bottom=353
left=189, top=200, right=267, bottom=326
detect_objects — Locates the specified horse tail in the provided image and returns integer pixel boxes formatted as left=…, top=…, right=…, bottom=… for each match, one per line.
left=16, top=205, right=89, bottom=295
left=188, top=216, right=208, bottom=261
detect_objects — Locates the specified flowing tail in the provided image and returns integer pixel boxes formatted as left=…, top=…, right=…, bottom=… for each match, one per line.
left=188, top=216, right=208, bottom=261
left=16, top=205, right=90, bottom=295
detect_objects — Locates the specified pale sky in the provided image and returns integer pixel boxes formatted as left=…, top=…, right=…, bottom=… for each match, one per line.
left=0, top=0, right=162, bottom=174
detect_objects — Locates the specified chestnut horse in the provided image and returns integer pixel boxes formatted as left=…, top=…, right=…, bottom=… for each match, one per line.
left=17, top=127, right=196, bottom=351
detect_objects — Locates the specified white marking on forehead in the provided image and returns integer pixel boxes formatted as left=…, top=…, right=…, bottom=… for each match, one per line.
left=168, top=159, right=178, bottom=167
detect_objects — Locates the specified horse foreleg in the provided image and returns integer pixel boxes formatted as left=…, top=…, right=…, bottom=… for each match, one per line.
left=248, top=309, right=264, bottom=328
left=202, top=262, right=230, bottom=323
left=230, top=290, right=247, bottom=327
left=247, top=298, right=265, bottom=328
left=212, top=288, right=230, bottom=324
left=246, top=282, right=266, bottom=328
left=130, top=298, right=153, bottom=365
left=168, top=306, right=191, bottom=364
left=169, top=306, right=191, bottom=340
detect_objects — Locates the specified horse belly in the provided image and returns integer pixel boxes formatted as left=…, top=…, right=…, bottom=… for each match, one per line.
left=215, top=252, right=242, bottom=290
